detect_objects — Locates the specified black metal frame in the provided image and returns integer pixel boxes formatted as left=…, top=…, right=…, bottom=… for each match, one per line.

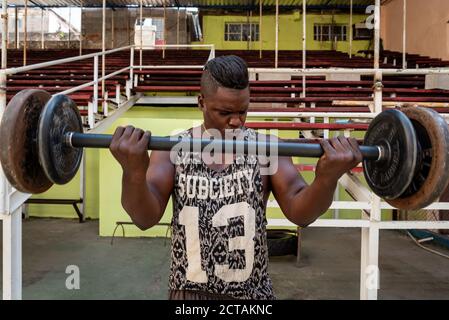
left=24, top=198, right=84, bottom=223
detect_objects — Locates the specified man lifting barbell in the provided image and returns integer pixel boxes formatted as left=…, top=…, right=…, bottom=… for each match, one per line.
left=110, top=55, right=363, bottom=300
left=1, top=55, right=449, bottom=300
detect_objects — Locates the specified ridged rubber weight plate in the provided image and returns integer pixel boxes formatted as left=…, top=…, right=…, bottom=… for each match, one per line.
left=0, top=89, right=53, bottom=193
left=38, top=94, right=83, bottom=185
left=387, top=107, right=449, bottom=210
left=363, top=109, right=417, bottom=200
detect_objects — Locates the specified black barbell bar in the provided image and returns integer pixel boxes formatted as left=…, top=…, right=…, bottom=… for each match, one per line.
left=67, top=132, right=383, bottom=160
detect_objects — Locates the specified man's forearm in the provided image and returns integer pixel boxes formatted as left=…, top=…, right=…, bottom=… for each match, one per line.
left=288, top=176, right=338, bottom=227
left=121, top=171, right=162, bottom=230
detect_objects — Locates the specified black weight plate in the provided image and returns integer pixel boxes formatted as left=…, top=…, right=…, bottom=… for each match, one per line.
left=388, top=107, right=449, bottom=210
left=38, top=94, right=83, bottom=185
left=0, top=89, right=53, bottom=193
left=363, top=109, right=417, bottom=199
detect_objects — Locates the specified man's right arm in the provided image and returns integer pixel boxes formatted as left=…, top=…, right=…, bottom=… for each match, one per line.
left=121, top=150, right=174, bottom=230
left=110, top=126, right=175, bottom=230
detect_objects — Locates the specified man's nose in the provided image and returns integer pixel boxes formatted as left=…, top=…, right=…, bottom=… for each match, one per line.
left=229, top=115, right=242, bottom=128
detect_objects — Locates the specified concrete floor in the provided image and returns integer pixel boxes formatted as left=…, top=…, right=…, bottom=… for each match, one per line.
left=1, top=218, right=449, bottom=300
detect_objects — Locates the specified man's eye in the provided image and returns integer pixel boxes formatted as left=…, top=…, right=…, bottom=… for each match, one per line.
left=239, top=111, right=247, bottom=115
left=220, top=112, right=231, bottom=116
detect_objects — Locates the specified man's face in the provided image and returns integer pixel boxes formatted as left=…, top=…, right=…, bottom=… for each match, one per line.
left=198, top=86, right=250, bottom=137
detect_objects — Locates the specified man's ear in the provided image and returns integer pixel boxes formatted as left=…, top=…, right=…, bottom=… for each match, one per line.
left=198, top=94, right=205, bottom=111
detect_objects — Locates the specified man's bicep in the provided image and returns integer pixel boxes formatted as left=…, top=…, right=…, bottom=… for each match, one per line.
left=270, top=156, right=308, bottom=212
left=146, top=151, right=175, bottom=209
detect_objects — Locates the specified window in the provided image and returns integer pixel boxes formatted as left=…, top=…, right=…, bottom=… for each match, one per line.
left=353, top=23, right=374, bottom=40
left=314, top=24, right=347, bottom=41
left=224, top=23, right=259, bottom=41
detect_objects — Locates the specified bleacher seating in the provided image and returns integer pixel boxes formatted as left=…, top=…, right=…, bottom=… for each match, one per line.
left=1, top=48, right=448, bottom=120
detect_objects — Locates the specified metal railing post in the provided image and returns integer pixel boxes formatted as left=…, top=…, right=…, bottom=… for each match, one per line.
left=93, top=55, right=99, bottom=115
left=130, top=46, right=135, bottom=89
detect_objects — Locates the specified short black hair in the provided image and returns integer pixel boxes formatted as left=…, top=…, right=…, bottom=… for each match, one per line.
left=201, top=55, right=249, bottom=96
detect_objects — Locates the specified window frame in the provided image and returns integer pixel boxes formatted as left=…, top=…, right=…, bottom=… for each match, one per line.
left=224, top=22, right=260, bottom=42
left=314, top=23, right=347, bottom=42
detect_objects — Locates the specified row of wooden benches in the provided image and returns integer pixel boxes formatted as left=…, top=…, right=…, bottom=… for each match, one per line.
left=2, top=48, right=448, bottom=111
left=7, top=48, right=449, bottom=67
left=2, top=48, right=398, bottom=69
left=358, top=49, right=449, bottom=68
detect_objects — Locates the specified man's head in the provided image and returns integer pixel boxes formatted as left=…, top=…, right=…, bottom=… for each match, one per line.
left=199, top=55, right=250, bottom=135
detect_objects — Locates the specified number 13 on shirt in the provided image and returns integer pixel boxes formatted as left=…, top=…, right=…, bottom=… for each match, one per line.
left=178, top=202, right=256, bottom=283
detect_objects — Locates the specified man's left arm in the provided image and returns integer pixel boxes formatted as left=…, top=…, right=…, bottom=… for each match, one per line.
left=269, top=136, right=362, bottom=227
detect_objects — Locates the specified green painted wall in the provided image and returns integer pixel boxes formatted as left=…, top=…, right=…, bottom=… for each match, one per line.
left=197, top=12, right=371, bottom=55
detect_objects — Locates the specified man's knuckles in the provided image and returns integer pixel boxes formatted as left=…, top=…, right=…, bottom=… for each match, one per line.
left=117, top=142, right=146, bottom=155
left=326, top=151, right=357, bottom=164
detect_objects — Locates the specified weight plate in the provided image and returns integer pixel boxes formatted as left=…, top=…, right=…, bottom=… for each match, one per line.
left=38, top=94, right=83, bottom=185
left=363, top=109, right=417, bottom=199
left=387, top=107, right=449, bottom=210
left=0, top=89, right=53, bottom=193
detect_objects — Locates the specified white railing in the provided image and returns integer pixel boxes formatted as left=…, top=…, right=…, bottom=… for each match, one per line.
left=0, top=45, right=134, bottom=129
